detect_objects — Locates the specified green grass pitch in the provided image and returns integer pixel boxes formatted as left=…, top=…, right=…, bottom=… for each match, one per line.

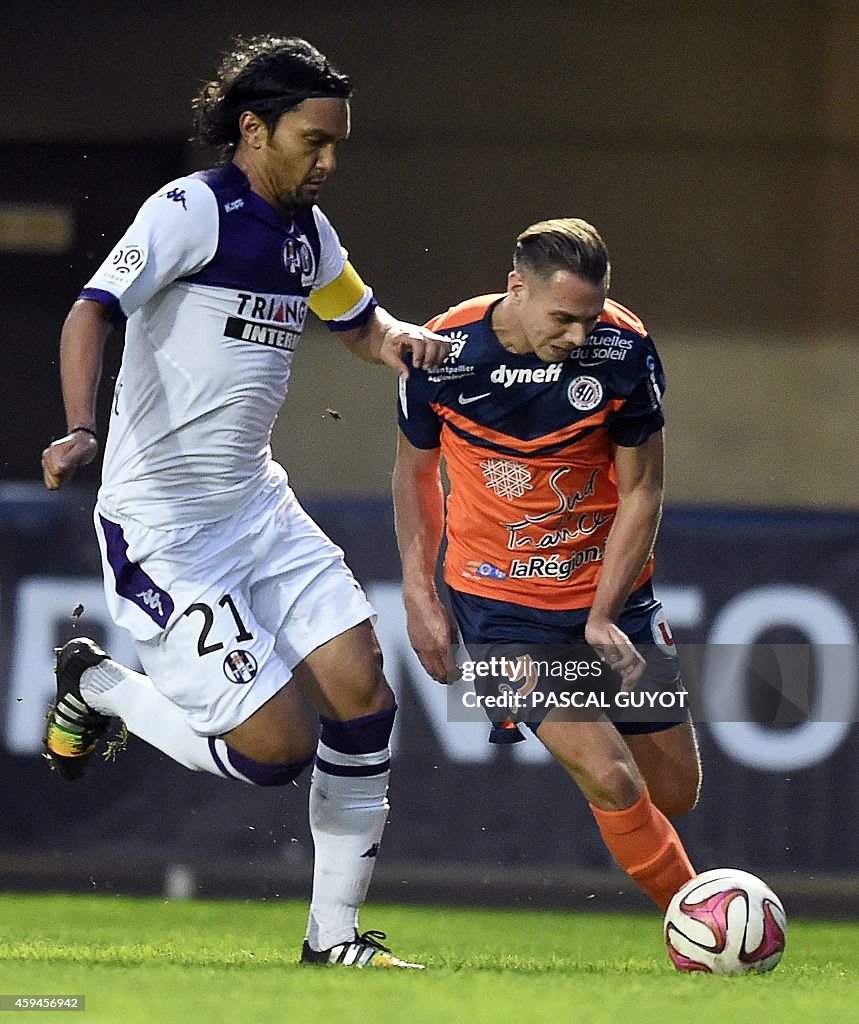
left=0, top=894, right=857, bottom=1023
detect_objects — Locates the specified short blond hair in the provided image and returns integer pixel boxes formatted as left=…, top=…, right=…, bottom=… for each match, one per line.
left=514, top=218, right=610, bottom=286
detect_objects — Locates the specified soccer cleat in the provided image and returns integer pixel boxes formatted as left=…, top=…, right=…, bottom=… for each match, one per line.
left=300, top=930, right=425, bottom=969
left=44, top=638, right=111, bottom=781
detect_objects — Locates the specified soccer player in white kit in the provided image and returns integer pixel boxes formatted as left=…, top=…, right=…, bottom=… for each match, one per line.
left=40, top=35, right=446, bottom=969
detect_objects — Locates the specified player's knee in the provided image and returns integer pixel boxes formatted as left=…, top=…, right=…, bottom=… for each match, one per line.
left=346, top=639, right=394, bottom=714
left=583, top=758, right=644, bottom=810
left=225, top=744, right=315, bottom=786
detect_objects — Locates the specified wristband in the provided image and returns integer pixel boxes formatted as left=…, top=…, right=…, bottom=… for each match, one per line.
left=71, top=426, right=98, bottom=440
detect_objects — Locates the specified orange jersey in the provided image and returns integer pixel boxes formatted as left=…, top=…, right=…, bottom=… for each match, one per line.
left=398, top=294, right=666, bottom=610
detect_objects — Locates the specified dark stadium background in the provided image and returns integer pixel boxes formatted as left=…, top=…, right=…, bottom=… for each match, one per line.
left=1, top=1, right=857, bottom=916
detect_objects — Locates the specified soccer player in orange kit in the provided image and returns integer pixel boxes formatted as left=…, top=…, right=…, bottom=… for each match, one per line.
left=393, top=218, right=700, bottom=911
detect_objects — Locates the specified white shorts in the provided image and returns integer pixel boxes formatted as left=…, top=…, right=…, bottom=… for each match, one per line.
left=94, top=467, right=376, bottom=736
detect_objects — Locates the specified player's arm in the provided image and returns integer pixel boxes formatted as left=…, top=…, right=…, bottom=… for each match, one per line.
left=308, top=211, right=450, bottom=374
left=392, top=430, right=456, bottom=683
left=585, top=429, right=665, bottom=690
left=338, top=304, right=451, bottom=376
left=42, top=177, right=219, bottom=491
left=41, top=300, right=114, bottom=490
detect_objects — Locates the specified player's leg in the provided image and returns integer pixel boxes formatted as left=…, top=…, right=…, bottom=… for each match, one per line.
left=611, top=592, right=701, bottom=819
left=46, top=594, right=318, bottom=785
left=536, top=715, right=695, bottom=911
left=622, top=718, right=701, bottom=819
left=46, top=493, right=321, bottom=784
left=235, top=488, right=421, bottom=968
left=285, top=620, right=422, bottom=966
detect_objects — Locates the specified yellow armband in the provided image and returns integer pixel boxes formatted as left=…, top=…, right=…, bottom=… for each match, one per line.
left=309, top=261, right=368, bottom=321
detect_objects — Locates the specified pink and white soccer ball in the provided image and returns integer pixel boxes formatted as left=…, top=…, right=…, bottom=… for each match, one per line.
left=664, top=868, right=787, bottom=974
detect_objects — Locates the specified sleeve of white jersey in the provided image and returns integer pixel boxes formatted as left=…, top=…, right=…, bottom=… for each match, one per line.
left=309, top=207, right=376, bottom=329
left=81, top=176, right=220, bottom=319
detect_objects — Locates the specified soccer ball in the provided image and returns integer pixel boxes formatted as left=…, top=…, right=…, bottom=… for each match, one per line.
left=664, top=868, right=787, bottom=974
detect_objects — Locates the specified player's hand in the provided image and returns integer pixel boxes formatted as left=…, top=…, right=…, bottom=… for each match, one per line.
left=584, top=616, right=646, bottom=692
left=376, top=321, right=451, bottom=377
left=404, top=589, right=458, bottom=684
left=41, top=430, right=99, bottom=490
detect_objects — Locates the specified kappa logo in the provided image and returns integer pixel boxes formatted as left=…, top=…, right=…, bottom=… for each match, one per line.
left=162, top=188, right=187, bottom=210
left=567, top=375, right=603, bottom=411
left=223, top=649, right=258, bottom=684
left=224, top=198, right=244, bottom=213
left=136, top=588, right=165, bottom=617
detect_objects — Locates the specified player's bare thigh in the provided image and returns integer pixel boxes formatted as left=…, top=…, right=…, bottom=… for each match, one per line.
left=222, top=675, right=318, bottom=764
left=536, top=715, right=645, bottom=811
left=623, top=718, right=701, bottom=818
left=222, top=619, right=393, bottom=763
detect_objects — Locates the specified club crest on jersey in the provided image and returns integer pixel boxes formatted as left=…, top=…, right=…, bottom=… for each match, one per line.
left=282, top=231, right=316, bottom=287
left=223, top=649, right=258, bottom=684
left=567, top=375, right=603, bottom=411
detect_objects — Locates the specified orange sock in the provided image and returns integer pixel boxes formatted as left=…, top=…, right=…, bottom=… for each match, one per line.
left=590, top=788, right=695, bottom=911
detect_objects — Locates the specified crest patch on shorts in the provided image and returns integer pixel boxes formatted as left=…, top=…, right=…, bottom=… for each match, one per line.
left=223, top=649, right=258, bottom=684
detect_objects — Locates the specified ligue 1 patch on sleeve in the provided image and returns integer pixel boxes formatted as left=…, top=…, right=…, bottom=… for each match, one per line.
left=100, top=243, right=147, bottom=289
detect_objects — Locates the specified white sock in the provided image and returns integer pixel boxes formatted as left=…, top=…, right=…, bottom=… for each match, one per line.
left=80, top=658, right=247, bottom=780
left=305, top=741, right=390, bottom=950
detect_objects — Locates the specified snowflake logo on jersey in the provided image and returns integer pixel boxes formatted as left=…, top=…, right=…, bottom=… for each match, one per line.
left=443, top=330, right=469, bottom=364
left=481, top=459, right=533, bottom=501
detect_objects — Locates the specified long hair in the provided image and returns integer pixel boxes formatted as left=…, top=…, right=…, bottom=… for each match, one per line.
left=192, top=35, right=352, bottom=155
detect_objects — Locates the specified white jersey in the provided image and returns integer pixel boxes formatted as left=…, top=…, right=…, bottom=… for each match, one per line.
left=82, top=163, right=375, bottom=530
